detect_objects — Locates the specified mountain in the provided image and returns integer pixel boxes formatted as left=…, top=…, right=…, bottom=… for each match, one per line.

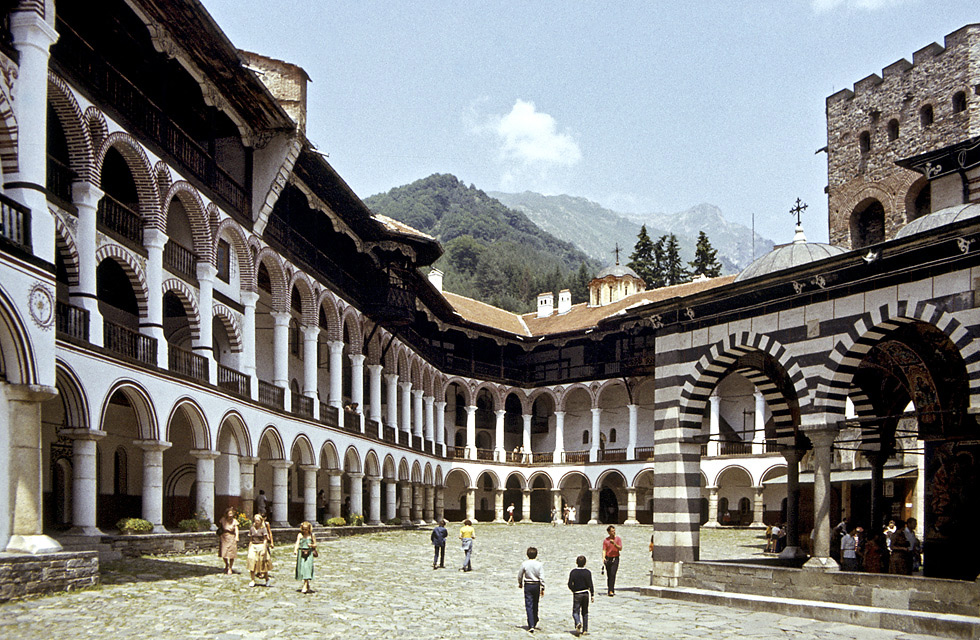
left=364, top=175, right=599, bottom=313
left=488, top=192, right=774, bottom=273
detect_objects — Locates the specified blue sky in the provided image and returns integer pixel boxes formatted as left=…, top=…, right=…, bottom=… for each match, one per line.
left=201, top=0, right=977, bottom=244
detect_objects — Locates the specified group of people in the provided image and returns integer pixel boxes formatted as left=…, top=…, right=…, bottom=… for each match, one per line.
left=550, top=504, right=578, bottom=525
left=215, top=507, right=319, bottom=592
left=835, top=517, right=921, bottom=574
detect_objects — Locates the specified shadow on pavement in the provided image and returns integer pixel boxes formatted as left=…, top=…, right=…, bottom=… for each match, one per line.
left=101, top=557, right=226, bottom=584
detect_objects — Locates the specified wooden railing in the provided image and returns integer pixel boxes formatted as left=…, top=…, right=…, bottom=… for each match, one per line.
left=598, top=448, right=627, bottom=462
left=424, top=441, right=433, bottom=455
left=97, top=194, right=142, bottom=245
left=56, top=301, right=88, bottom=341
left=168, top=343, right=208, bottom=382
left=634, top=446, right=655, bottom=461
left=0, top=192, right=31, bottom=252
left=258, top=380, right=284, bottom=410
left=164, top=240, right=197, bottom=280
left=448, top=446, right=467, bottom=460
left=319, top=403, right=339, bottom=427
left=721, top=441, right=752, bottom=456
left=104, top=321, right=156, bottom=365
left=562, top=450, right=590, bottom=464
left=292, top=394, right=314, bottom=418
left=476, top=448, right=494, bottom=461
left=344, top=409, right=360, bottom=432
left=766, top=441, right=781, bottom=453
left=217, top=363, right=249, bottom=397
left=366, top=419, right=381, bottom=440
left=383, top=425, right=396, bottom=443
left=47, top=154, right=75, bottom=205
left=700, top=443, right=709, bottom=457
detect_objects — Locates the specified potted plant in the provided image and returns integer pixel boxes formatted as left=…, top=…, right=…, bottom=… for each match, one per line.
left=325, top=516, right=346, bottom=527
left=116, top=517, right=153, bottom=535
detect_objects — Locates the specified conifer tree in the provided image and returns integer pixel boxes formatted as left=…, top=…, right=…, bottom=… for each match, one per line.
left=662, top=234, right=687, bottom=286
left=628, top=225, right=658, bottom=287
left=689, top=231, right=722, bottom=278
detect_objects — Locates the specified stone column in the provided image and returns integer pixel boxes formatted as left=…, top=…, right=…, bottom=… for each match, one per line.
left=495, top=409, right=507, bottom=461
left=589, top=408, right=601, bottom=462
left=522, top=489, right=532, bottom=522
left=269, top=460, right=292, bottom=527
left=241, top=292, right=259, bottom=398
left=780, top=447, right=805, bottom=559
left=423, top=485, right=434, bottom=523
left=301, top=465, right=318, bottom=524
left=465, top=405, right=478, bottom=460
left=435, top=401, right=447, bottom=456
left=751, top=485, right=765, bottom=528
left=143, top=229, right=169, bottom=369
left=399, top=482, right=411, bottom=521
left=412, top=483, right=424, bottom=524
left=553, top=411, right=565, bottom=463
left=328, top=470, right=342, bottom=520
left=65, top=429, right=106, bottom=536
left=195, top=263, right=217, bottom=383
left=271, top=311, right=290, bottom=390
left=368, top=365, right=384, bottom=437
left=400, top=382, right=413, bottom=438
left=424, top=396, right=435, bottom=446
left=367, top=477, right=382, bottom=525
left=190, top=449, right=220, bottom=529
left=238, top=456, right=259, bottom=518
left=302, top=326, right=319, bottom=401
left=350, top=354, right=365, bottom=430
left=625, top=487, right=639, bottom=525
left=465, top=487, right=476, bottom=522
left=494, top=489, right=505, bottom=523
left=589, top=488, right=600, bottom=525
left=704, top=486, right=720, bottom=528
left=412, top=390, right=424, bottom=439
left=434, top=486, right=445, bottom=522
left=552, top=489, right=563, bottom=520
left=804, top=428, right=839, bottom=570
left=384, top=480, right=397, bottom=522
left=137, top=440, right=171, bottom=533
left=385, top=374, right=399, bottom=444
left=522, top=414, right=533, bottom=458
left=348, top=472, right=364, bottom=518
left=627, top=404, right=638, bottom=459
left=327, top=341, right=345, bottom=409
left=71, top=182, right=105, bottom=346
left=753, top=390, right=766, bottom=454
left=708, top=393, right=721, bottom=457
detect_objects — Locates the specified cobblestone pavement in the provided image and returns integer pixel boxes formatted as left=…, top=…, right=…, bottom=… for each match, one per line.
left=1, top=525, right=946, bottom=640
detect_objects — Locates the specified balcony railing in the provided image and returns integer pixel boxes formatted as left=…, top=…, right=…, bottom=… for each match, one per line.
left=424, top=441, right=433, bottom=455
left=344, top=411, right=361, bottom=433
left=56, top=301, right=89, bottom=341
left=217, top=363, right=249, bottom=397
left=366, top=419, right=381, bottom=440
left=97, top=194, right=142, bottom=246
left=475, top=448, right=494, bottom=461
left=0, top=192, right=31, bottom=252
left=720, top=441, right=752, bottom=456
left=634, top=446, right=655, bottom=461
left=258, top=380, right=284, bottom=410
left=562, top=450, right=589, bottom=464
left=292, top=394, right=314, bottom=418
left=766, top=441, right=781, bottom=453
left=319, top=403, right=339, bottom=427
left=104, top=321, right=156, bottom=366
left=47, top=154, right=75, bottom=205
left=168, top=343, right=208, bottom=382
left=164, top=240, right=197, bottom=280
left=700, top=443, right=709, bottom=457
left=448, top=446, right=467, bottom=460
left=383, top=425, right=396, bottom=444
left=598, top=448, right=627, bottom=462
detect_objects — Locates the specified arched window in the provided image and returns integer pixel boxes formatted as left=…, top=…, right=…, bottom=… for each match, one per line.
left=952, top=91, right=967, bottom=114
left=920, top=104, right=934, bottom=127
left=582, top=430, right=589, bottom=445
left=850, top=199, right=885, bottom=248
left=887, top=119, right=899, bottom=141
left=859, top=131, right=871, bottom=153
left=609, top=428, right=617, bottom=443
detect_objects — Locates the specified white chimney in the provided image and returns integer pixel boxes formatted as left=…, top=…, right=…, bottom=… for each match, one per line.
left=428, top=269, right=443, bottom=292
left=557, top=289, right=572, bottom=314
left=537, top=292, right=554, bottom=318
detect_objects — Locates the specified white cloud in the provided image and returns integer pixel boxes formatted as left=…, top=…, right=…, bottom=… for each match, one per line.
left=812, top=0, right=909, bottom=13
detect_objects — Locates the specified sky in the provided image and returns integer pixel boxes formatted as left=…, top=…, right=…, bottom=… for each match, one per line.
left=201, top=0, right=978, bottom=245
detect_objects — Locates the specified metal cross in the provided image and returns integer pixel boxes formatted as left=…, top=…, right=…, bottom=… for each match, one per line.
left=790, top=198, right=808, bottom=226
left=612, top=243, right=621, bottom=265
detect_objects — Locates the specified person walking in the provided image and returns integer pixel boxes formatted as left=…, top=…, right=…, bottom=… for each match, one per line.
left=601, top=525, right=622, bottom=596
left=293, top=521, right=317, bottom=594
left=507, top=502, right=516, bottom=525
left=567, top=555, right=594, bottom=635
left=431, top=519, right=448, bottom=569
left=889, top=518, right=913, bottom=575
left=459, top=519, right=475, bottom=571
left=255, top=489, right=268, bottom=518
left=247, top=513, right=273, bottom=587
left=316, top=489, right=326, bottom=524
left=518, top=546, right=545, bottom=633
left=904, top=517, right=922, bottom=572
left=840, top=527, right=860, bottom=571
left=217, top=507, right=240, bottom=575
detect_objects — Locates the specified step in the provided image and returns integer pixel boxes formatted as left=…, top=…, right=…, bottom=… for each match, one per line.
left=637, top=586, right=980, bottom=640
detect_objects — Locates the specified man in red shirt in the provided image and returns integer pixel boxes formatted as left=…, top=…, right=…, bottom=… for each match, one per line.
left=601, top=525, right=623, bottom=596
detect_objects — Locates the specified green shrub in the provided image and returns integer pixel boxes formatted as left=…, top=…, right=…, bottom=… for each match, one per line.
left=116, top=517, right=153, bottom=533
left=177, top=518, right=212, bottom=532
left=385, top=517, right=402, bottom=525
left=325, top=517, right=347, bottom=527
left=349, top=514, right=364, bottom=527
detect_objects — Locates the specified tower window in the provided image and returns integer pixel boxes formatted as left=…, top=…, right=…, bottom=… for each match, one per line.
left=952, top=91, right=967, bottom=114
left=887, top=119, right=899, bottom=141
left=859, top=131, right=871, bottom=153
left=920, top=104, right=934, bottom=128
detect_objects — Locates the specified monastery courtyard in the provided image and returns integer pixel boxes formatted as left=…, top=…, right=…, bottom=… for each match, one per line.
left=1, top=525, right=947, bottom=640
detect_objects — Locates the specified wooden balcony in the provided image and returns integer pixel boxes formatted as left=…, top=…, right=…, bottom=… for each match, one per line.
left=217, top=363, right=249, bottom=397
left=258, top=380, right=284, bottom=410
left=104, top=321, right=156, bottom=366
left=97, top=194, right=142, bottom=246
left=292, top=394, right=314, bottom=418
left=319, top=403, right=339, bottom=428
left=721, top=441, right=752, bottom=456
left=562, top=450, right=590, bottom=464
left=383, top=425, right=396, bottom=444
left=0, top=192, right=31, bottom=252
left=168, top=343, right=208, bottom=382
left=56, top=301, right=89, bottom=341
left=476, top=448, right=494, bottom=461
left=47, top=154, right=75, bottom=206
left=634, top=446, right=655, bottom=461
left=598, top=448, right=627, bottom=462
left=163, top=240, right=197, bottom=280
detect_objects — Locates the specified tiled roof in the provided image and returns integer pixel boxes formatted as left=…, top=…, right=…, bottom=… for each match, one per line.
left=372, top=214, right=435, bottom=241
left=441, top=292, right=530, bottom=336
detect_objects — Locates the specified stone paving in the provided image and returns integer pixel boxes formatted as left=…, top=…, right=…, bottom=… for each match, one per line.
left=0, top=525, right=948, bottom=640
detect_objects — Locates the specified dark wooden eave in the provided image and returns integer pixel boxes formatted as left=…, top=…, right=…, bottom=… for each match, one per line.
left=895, top=136, right=980, bottom=179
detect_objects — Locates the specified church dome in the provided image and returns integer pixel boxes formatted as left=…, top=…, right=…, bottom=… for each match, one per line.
left=894, top=203, right=980, bottom=239
left=734, top=226, right=846, bottom=283
left=596, top=263, right=642, bottom=280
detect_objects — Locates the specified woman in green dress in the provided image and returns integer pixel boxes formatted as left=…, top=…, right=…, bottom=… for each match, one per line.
left=294, top=521, right=317, bottom=593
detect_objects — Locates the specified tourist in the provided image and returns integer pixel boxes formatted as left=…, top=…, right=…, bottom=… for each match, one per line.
left=293, top=521, right=317, bottom=594
left=316, top=489, right=326, bottom=523
left=551, top=507, right=559, bottom=527
left=904, top=517, right=921, bottom=572
left=569, top=506, right=577, bottom=524
left=431, top=519, right=448, bottom=569
left=774, top=522, right=788, bottom=553
left=862, top=530, right=888, bottom=573
left=889, top=518, right=913, bottom=575
left=840, top=527, right=860, bottom=571
left=255, top=489, right=268, bottom=518
left=601, top=525, right=622, bottom=596
left=507, top=502, right=516, bottom=524
left=517, top=546, right=544, bottom=633
left=459, top=519, right=475, bottom=571
left=247, top=513, right=273, bottom=587
left=567, top=555, right=594, bottom=635
left=217, top=507, right=239, bottom=575
left=649, top=531, right=655, bottom=561
left=884, top=519, right=897, bottom=551
left=563, top=505, right=570, bottom=525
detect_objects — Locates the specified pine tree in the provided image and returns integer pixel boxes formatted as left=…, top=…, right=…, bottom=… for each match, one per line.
left=571, top=262, right=591, bottom=303
left=628, top=225, right=657, bottom=287
left=662, top=234, right=688, bottom=286
left=689, top=231, right=722, bottom=278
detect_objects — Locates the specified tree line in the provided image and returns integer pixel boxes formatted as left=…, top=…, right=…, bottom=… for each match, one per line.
left=628, top=226, right=722, bottom=288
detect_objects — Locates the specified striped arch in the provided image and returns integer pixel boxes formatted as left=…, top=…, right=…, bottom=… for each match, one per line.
left=289, top=434, right=316, bottom=466
left=421, top=367, right=434, bottom=397
left=94, top=132, right=162, bottom=231
left=101, top=380, right=159, bottom=441
left=558, top=469, right=592, bottom=490
left=216, top=410, right=252, bottom=457
left=213, top=219, right=254, bottom=291
left=55, top=361, right=90, bottom=430
left=258, top=425, right=286, bottom=460
left=83, top=107, right=108, bottom=153
left=596, top=468, right=627, bottom=487
left=288, top=271, right=317, bottom=326
left=254, top=247, right=289, bottom=311
left=504, top=388, right=531, bottom=415
left=341, top=307, right=363, bottom=353
left=473, top=381, right=502, bottom=410
left=595, top=378, right=632, bottom=405
left=167, top=397, right=211, bottom=450
left=817, top=300, right=980, bottom=416
left=153, top=161, right=172, bottom=201
left=47, top=73, right=93, bottom=182
left=316, top=290, right=342, bottom=342
left=162, top=278, right=202, bottom=343
left=732, top=366, right=795, bottom=435
left=212, top=304, right=244, bottom=353
left=95, top=243, right=150, bottom=318
left=163, top=181, right=213, bottom=263
left=54, top=214, right=80, bottom=288
left=444, top=466, right=470, bottom=487
left=679, top=332, right=808, bottom=434
left=363, top=324, right=384, bottom=365
left=555, top=384, right=589, bottom=412
left=527, top=470, right=554, bottom=489
left=408, top=356, right=423, bottom=387
left=443, top=376, right=473, bottom=406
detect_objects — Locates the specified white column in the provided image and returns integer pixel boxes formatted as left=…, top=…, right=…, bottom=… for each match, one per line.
left=465, top=405, right=478, bottom=460
left=271, top=311, right=290, bottom=389
left=384, top=480, right=398, bottom=522
left=241, top=292, right=259, bottom=398
left=495, top=409, right=506, bottom=461
left=553, top=411, right=565, bottom=463
left=625, top=487, right=639, bottom=525
left=195, top=263, right=217, bottom=383
left=328, top=470, right=342, bottom=520
left=190, top=449, right=219, bottom=529
left=627, top=404, right=638, bottom=460
left=137, top=440, right=171, bottom=533
left=412, top=390, right=424, bottom=438
left=424, top=396, right=435, bottom=446
left=751, top=485, right=765, bottom=528
left=238, top=456, right=258, bottom=517
left=348, top=473, right=364, bottom=518
left=143, top=229, right=168, bottom=369
left=71, top=182, right=105, bottom=346
left=328, top=340, right=345, bottom=409
left=350, top=353, right=365, bottom=431
left=522, top=414, right=533, bottom=456
left=368, top=365, right=384, bottom=437
left=753, top=390, right=766, bottom=454
left=589, top=488, right=600, bottom=525
left=400, top=382, right=413, bottom=437
left=705, top=486, right=720, bottom=528
left=302, top=326, right=319, bottom=398
left=385, top=374, right=399, bottom=443
left=66, top=429, right=105, bottom=536
left=708, top=392, right=721, bottom=457
left=367, top=477, right=382, bottom=525
left=589, top=408, right=601, bottom=462
left=270, top=460, right=292, bottom=527
left=494, top=489, right=505, bottom=523
left=522, top=489, right=532, bottom=522
left=465, top=487, right=476, bottom=522
left=301, top=465, right=318, bottom=524
left=435, top=401, right=447, bottom=456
